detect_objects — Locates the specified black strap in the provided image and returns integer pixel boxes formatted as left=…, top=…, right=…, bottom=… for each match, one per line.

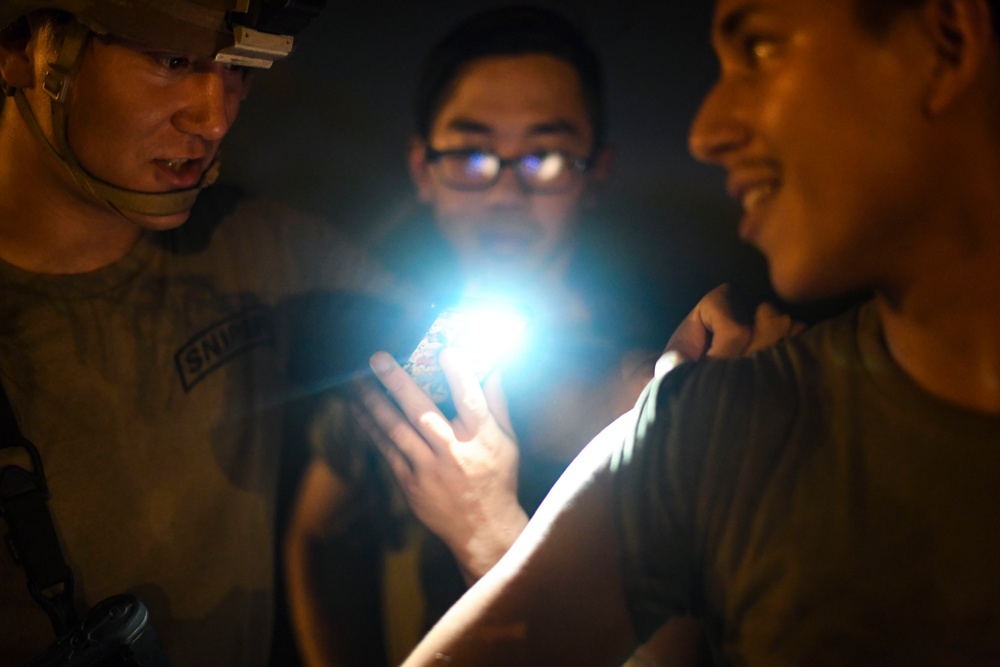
left=0, top=379, right=79, bottom=636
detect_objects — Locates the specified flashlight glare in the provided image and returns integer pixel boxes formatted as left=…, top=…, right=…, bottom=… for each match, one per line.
left=404, top=298, right=531, bottom=405
left=446, top=303, right=529, bottom=376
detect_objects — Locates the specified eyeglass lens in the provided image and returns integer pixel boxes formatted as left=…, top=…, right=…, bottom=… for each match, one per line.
left=437, top=151, right=581, bottom=192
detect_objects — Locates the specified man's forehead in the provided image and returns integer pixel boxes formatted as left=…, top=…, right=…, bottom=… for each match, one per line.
left=711, top=0, right=845, bottom=29
left=451, top=54, right=585, bottom=97
left=431, top=112, right=592, bottom=147
left=440, top=116, right=585, bottom=139
left=712, top=0, right=784, bottom=35
left=713, top=1, right=760, bottom=34
left=432, top=54, right=593, bottom=135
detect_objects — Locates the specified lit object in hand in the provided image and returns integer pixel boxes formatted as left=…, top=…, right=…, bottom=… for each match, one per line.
left=403, top=300, right=530, bottom=405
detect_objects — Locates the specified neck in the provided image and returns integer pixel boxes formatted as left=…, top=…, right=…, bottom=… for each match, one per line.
left=877, top=236, right=1000, bottom=414
left=0, top=98, right=143, bottom=274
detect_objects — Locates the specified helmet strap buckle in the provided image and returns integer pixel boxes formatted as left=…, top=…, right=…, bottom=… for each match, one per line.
left=42, top=66, right=70, bottom=103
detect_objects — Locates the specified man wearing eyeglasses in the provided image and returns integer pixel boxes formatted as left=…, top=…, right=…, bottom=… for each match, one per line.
left=284, top=7, right=798, bottom=667
left=396, top=7, right=669, bottom=650
left=286, top=8, right=697, bottom=667
left=405, top=33, right=612, bottom=291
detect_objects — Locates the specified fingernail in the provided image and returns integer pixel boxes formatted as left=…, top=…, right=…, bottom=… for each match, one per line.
left=370, top=351, right=393, bottom=373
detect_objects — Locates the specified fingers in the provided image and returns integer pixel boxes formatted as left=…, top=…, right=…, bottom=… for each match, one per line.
left=352, top=369, right=438, bottom=471
left=349, top=400, right=415, bottom=486
left=369, top=351, right=436, bottom=413
left=663, top=284, right=752, bottom=362
left=745, top=302, right=807, bottom=354
left=702, top=314, right=752, bottom=357
left=746, top=302, right=792, bottom=355
left=439, top=348, right=493, bottom=432
left=440, top=350, right=519, bottom=446
left=368, top=351, right=453, bottom=446
left=700, top=286, right=753, bottom=358
left=661, top=284, right=808, bottom=367
left=662, top=284, right=735, bottom=360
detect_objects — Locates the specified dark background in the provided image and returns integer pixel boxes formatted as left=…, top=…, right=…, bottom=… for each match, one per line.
left=221, top=0, right=785, bottom=333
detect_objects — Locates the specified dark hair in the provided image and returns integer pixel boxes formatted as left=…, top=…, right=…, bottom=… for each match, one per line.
left=412, top=5, right=607, bottom=151
left=854, top=0, right=1000, bottom=37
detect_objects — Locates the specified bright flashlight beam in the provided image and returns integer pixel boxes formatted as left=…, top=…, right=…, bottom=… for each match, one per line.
left=404, top=299, right=531, bottom=405
left=448, top=304, right=529, bottom=376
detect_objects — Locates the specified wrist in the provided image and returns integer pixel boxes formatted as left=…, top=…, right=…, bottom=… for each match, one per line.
left=451, top=503, right=529, bottom=584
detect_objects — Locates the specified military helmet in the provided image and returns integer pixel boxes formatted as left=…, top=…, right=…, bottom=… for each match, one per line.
left=1, top=1, right=232, bottom=60
left=0, top=0, right=324, bottom=68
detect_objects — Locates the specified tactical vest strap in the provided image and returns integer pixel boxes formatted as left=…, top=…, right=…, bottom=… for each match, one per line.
left=0, top=379, right=79, bottom=636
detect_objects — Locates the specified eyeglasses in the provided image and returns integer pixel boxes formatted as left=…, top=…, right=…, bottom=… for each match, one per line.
left=424, top=147, right=591, bottom=194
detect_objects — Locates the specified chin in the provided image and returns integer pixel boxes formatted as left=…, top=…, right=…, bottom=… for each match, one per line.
left=123, top=209, right=193, bottom=231
left=769, top=260, right=860, bottom=305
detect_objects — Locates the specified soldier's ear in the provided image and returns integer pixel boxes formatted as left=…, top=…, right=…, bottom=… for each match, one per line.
left=921, top=0, right=995, bottom=116
left=0, top=20, right=35, bottom=93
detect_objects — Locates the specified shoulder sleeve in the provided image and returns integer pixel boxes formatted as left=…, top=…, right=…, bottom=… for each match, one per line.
left=611, top=362, right=704, bottom=641
left=611, top=352, right=780, bottom=640
left=611, top=339, right=816, bottom=642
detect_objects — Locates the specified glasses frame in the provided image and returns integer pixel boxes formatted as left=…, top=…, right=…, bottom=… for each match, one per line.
left=424, top=147, right=591, bottom=194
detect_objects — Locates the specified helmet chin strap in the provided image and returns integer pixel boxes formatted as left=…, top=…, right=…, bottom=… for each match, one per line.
left=10, top=20, right=220, bottom=220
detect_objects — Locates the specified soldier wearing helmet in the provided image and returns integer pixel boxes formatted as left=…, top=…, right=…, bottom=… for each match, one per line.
left=0, top=0, right=312, bottom=224
left=0, top=2, right=402, bottom=665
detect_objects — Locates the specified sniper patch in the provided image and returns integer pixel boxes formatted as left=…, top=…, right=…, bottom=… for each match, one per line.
left=175, top=306, right=275, bottom=391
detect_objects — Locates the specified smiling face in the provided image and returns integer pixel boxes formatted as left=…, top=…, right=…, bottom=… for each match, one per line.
left=30, top=27, right=246, bottom=229
left=689, top=0, right=941, bottom=302
left=410, top=53, right=610, bottom=283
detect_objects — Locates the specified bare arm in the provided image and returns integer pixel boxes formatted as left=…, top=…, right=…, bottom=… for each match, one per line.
left=285, top=457, right=356, bottom=667
left=401, top=414, right=641, bottom=667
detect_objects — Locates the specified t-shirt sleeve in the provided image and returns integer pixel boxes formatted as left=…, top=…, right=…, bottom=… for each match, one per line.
left=611, top=348, right=804, bottom=644
left=611, top=360, right=725, bottom=642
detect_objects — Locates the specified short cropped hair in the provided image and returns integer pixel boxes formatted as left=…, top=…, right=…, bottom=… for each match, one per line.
left=855, top=0, right=1000, bottom=37
left=412, top=5, right=607, bottom=152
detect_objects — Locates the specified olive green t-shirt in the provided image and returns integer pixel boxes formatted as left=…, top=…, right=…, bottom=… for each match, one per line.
left=0, top=186, right=396, bottom=667
left=615, top=302, right=1000, bottom=665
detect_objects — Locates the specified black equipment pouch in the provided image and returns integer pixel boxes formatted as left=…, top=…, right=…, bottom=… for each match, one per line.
left=31, top=594, right=170, bottom=667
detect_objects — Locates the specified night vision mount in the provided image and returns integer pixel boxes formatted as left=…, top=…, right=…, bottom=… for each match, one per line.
left=218, top=0, right=325, bottom=69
